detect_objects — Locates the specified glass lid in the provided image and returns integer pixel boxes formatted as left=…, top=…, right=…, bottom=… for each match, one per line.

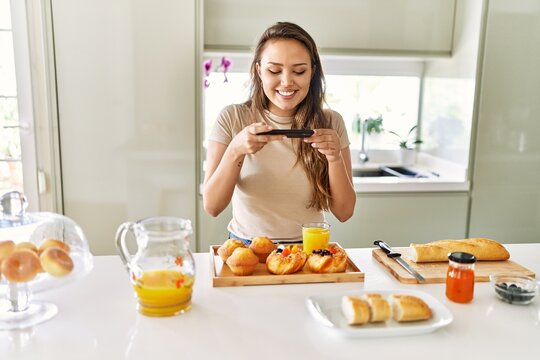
left=0, top=191, right=94, bottom=329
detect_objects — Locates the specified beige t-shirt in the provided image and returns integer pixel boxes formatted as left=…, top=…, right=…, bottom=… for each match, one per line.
left=209, top=103, right=349, bottom=241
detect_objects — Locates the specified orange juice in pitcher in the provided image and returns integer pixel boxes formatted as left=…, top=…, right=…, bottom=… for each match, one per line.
left=133, top=269, right=194, bottom=316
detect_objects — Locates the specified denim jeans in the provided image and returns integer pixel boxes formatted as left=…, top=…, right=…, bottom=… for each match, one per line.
left=228, top=232, right=251, bottom=245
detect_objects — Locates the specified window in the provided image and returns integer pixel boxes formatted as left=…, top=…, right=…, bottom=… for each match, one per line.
left=325, top=74, right=420, bottom=149
left=203, top=72, right=250, bottom=143
left=0, top=0, right=23, bottom=193
left=0, top=0, right=43, bottom=209
left=202, top=53, right=422, bottom=151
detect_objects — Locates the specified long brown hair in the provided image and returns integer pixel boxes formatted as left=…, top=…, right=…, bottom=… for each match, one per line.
left=246, top=22, right=330, bottom=211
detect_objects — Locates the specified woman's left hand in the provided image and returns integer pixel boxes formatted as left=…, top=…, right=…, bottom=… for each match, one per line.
left=304, top=129, right=342, bottom=163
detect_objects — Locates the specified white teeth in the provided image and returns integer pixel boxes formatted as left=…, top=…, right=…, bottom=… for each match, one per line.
left=278, top=90, right=294, bottom=96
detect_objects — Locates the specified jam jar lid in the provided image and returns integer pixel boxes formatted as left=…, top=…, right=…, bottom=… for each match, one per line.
left=448, top=251, right=477, bottom=264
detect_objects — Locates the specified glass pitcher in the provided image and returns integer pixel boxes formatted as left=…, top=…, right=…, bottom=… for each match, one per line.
left=115, top=217, right=195, bottom=317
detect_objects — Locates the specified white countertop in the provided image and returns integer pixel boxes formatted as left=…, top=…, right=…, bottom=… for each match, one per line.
left=353, top=176, right=470, bottom=193
left=2, top=244, right=539, bottom=360
left=352, top=150, right=470, bottom=193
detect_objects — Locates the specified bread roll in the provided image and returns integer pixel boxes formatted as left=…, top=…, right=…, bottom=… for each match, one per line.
left=15, top=242, right=38, bottom=254
left=40, top=247, right=74, bottom=277
left=410, top=238, right=510, bottom=262
left=0, top=240, right=15, bottom=263
left=362, top=293, right=391, bottom=323
left=225, top=247, right=259, bottom=276
left=390, top=294, right=432, bottom=322
left=249, top=236, right=277, bottom=263
left=341, top=296, right=370, bottom=325
left=217, top=238, right=245, bottom=262
left=1, top=250, right=41, bottom=282
left=39, top=239, right=70, bottom=254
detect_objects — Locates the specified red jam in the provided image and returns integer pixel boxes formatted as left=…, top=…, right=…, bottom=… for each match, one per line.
left=446, top=252, right=476, bottom=303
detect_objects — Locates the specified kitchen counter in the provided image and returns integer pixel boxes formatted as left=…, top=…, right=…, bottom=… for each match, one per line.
left=2, top=244, right=538, bottom=360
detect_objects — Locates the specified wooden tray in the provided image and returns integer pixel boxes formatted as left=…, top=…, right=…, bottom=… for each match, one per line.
left=373, top=247, right=535, bottom=284
left=210, top=243, right=364, bottom=287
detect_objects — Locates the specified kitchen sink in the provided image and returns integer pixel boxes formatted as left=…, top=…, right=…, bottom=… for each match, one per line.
left=352, top=166, right=424, bottom=178
left=352, top=168, right=395, bottom=177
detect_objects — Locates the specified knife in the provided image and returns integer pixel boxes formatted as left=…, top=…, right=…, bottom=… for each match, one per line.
left=374, top=240, right=425, bottom=283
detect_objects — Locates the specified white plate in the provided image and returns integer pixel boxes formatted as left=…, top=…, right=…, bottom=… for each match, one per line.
left=306, top=289, right=453, bottom=338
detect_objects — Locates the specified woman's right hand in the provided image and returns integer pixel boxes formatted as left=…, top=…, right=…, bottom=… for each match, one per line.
left=203, top=122, right=284, bottom=216
left=229, top=122, right=285, bottom=156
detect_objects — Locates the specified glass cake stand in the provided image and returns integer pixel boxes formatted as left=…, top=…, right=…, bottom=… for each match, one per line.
left=0, top=191, right=93, bottom=330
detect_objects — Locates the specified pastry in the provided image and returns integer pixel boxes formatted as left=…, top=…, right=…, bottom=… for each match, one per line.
left=362, top=293, right=391, bottom=323
left=306, top=245, right=347, bottom=273
left=249, top=236, right=277, bottom=263
left=410, top=238, right=510, bottom=262
left=390, top=294, right=432, bottom=322
left=40, top=247, right=74, bottom=277
left=225, top=247, right=259, bottom=276
left=341, top=296, right=370, bottom=325
left=1, top=250, right=41, bottom=282
left=39, top=238, right=71, bottom=254
left=217, top=238, right=245, bottom=262
left=266, top=245, right=307, bottom=275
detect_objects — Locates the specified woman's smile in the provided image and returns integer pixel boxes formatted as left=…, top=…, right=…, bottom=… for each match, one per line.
left=276, top=89, right=297, bottom=98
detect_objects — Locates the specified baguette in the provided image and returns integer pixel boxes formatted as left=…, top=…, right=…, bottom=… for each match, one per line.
left=390, top=294, right=432, bottom=322
left=362, top=294, right=391, bottom=323
left=341, top=296, right=370, bottom=325
left=410, top=238, right=510, bottom=263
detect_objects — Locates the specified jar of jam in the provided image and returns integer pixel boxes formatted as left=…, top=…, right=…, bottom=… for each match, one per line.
left=446, top=252, right=476, bottom=303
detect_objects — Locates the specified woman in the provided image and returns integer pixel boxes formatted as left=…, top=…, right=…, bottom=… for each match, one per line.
left=203, top=22, right=356, bottom=242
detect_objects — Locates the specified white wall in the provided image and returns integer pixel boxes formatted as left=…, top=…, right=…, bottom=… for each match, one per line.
left=51, top=0, right=198, bottom=254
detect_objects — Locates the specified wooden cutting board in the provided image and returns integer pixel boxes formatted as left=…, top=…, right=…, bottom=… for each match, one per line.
left=373, top=247, right=535, bottom=284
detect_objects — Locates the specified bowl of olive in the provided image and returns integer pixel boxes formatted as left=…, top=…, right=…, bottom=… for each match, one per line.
left=490, top=273, right=537, bottom=305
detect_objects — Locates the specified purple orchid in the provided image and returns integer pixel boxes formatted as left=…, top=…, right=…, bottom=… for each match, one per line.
left=202, top=57, right=233, bottom=87
left=203, top=59, right=213, bottom=76
left=221, top=56, right=231, bottom=83
left=221, top=57, right=231, bottom=71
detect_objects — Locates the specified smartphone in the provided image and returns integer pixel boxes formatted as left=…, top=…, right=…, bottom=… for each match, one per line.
left=256, top=129, right=314, bottom=138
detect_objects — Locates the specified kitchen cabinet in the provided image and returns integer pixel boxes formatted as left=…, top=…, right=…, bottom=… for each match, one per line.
left=468, top=0, right=540, bottom=243
left=327, top=192, right=469, bottom=248
left=197, top=192, right=469, bottom=251
left=51, top=0, right=198, bottom=255
left=205, top=0, right=456, bottom=56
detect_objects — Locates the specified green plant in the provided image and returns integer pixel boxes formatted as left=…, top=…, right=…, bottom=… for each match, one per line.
left=388, top=125, right=423, bottom=149
left=352, top=115, right=384, bottom=135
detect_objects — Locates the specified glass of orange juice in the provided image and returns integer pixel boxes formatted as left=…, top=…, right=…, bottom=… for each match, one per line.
left=302, top=222, right=330, bottom=254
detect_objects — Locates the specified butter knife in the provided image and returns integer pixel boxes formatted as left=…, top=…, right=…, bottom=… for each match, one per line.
left=374, top=240, right=425, bottom=283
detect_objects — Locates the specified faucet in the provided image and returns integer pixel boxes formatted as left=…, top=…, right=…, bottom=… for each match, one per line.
left=358, top=120, right=369, bottom=163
